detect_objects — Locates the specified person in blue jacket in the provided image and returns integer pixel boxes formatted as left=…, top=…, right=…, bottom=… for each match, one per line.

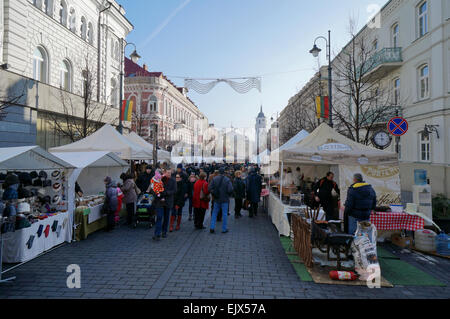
left=344, top=173, right=377, bottom=235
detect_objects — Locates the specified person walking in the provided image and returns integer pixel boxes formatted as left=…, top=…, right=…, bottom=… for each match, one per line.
left=246, top=167, right=262, bottom=218
left=103, top=177, right=118, bottom=232
left=233, top=171, right=246, bottom=219
left=136, top=165, right=154, bottom=194
left=148, top=170, right=165, bottom=241
left=187, top=173, right=197, bottom=221
left=171, top=173, right=187, bottom=232
left=192, top=172, right=210, bottom=230
left=161, top=169, right=177, bottom=237
left=208, top=167, right=233, bottom=234
left=314, top=172, right=340, bottom=221
left=120, top=173, right=139, bottom=227
left=344, top=173, right=377, bottom=235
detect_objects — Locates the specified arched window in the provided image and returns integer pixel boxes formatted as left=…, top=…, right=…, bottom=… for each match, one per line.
left=60, top=59, right=72, bottom=91
left=43, top=0, right=53, bottom=16
left=110, top=78, right=118, bottom=107
left=33, top=46, right=48, bottom=83
left=80, top=16, right=87, bottom=40
left=59, top=0, right=67, bottom=26
left=87, top=22, right=94, bottom=45
left=418, top=64, right=429, bottom=99
left=69, top=7, right=76, bottom=33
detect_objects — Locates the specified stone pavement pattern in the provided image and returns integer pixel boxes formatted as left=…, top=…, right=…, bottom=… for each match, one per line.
left=1, top=200, right=449, bottom=299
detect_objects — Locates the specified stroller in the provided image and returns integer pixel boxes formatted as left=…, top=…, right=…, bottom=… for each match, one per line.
left=135, top=193, right=156, bottom=228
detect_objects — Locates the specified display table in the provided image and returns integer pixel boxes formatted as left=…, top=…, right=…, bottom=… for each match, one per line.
left=74, top=206, right=107, bottom=241
left=268, top=192, right=304, bottom=236
left=370, top=211, right=425, bottom=231
left=1, top=212, right=70, bottom=263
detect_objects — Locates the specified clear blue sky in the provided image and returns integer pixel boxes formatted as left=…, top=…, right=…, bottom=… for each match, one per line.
left=119, top=0, right=387, bottom=131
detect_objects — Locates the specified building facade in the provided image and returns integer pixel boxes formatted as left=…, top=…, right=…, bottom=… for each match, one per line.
left=279, top=0, right=449, bottom=197
left=124, top=58, right=207, bottom=152
left=255, top=106, right=267, bottom=160
left=0, top=0, right=133, bottom=149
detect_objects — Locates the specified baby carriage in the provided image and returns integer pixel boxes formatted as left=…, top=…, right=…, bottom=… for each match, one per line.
left=135, top=193, right=156, bottom=228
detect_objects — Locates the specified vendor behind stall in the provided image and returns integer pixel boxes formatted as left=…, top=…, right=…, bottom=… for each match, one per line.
left=314, top=172, right=340, bottom=221
left=75, top=181, right=83, bottom=197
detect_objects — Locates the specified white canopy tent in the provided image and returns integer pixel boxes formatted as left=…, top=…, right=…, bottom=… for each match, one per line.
left=270, top=129, right=309, bottom=164
left=251, top=149, right=270, bottom=165
left=125, top=132, right=171, bottom=163
left=49, top=124, right=153, bottom=160
left=277, top=123, right=401, bottom=205
left=0, top=146, right=75, bottom=263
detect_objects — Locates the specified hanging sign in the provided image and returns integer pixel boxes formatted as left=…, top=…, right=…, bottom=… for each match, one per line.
left=318, top=143, right=352, bottom=151
left=387, top=117, right=408, bottom=137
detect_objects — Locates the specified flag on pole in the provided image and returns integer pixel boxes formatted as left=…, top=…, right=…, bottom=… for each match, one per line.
left=316, top=96, right=329, bottom=119
left=121, top=100, right=133, bottom=122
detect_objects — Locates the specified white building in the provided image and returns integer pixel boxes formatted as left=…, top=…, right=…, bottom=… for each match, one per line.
left=334, top=0, right=449, bottom=198
left=0, top=0, right=133, bottom=148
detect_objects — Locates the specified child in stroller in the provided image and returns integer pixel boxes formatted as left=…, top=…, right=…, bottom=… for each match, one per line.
left=135, top=193, right=156, bottom=228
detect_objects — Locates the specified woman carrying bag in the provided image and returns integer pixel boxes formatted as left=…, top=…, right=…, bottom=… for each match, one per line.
left=192, top=172, right=210, bottom=230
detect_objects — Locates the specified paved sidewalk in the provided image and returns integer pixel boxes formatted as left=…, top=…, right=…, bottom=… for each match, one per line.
left=0, top=201, right=449, bottom=299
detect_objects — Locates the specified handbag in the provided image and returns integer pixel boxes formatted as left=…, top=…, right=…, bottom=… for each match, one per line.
left=200, top=183, right=210, bottom=202
left=134, top=182, right=141, bottom=196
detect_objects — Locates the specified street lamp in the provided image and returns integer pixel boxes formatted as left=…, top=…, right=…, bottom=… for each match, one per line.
left=118, top=41, right=140, bottom=134
left=309, top=30, right=333, bottom=127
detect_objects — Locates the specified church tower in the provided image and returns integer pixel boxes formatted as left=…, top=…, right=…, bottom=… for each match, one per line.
left=255, top=106, right=267, bottom=163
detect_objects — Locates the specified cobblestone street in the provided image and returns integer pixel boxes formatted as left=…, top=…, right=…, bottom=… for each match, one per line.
left=1, top=202, right=449, bottom=299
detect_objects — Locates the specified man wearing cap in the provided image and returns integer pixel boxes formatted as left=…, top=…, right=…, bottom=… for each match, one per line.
left=208, top=167, right=233, bottom=234
left=344, top=173, right=377, bottom=235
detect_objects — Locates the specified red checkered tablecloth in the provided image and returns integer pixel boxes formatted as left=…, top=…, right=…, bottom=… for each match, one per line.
left=370, top=212, right=425, bottom=231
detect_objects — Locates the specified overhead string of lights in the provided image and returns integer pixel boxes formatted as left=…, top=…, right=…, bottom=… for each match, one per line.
left=184, top=77, right=262, bottom=95
left=166, top=67, right=314, bottom=95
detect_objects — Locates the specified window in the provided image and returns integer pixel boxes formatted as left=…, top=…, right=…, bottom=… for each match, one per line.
left=392, top=24, right=399, bottom=48
left=393, top=78, right=400, bottom=105
left=69, top=7, right=76, bottom=32
left=419, top=131, right=430, bottom=162
left=372, top=39, right=378, bottom=51
left=418, top=64, right=429, bottom=99
left=110, top=78, right=118, bottom=107
left=60, top=59, right=72, bottom=91
left=149, top=96, right=158, bottom=112
left=33, top=46, right=48, bottom=83
left=43, top=0, right=53, bottom=16
left=87, top=22, right=94, bottom=45
left=418, top=1, right=428, bottom=38
left=80, top=17, right=87, bottom=40
left=59, top=1, right=67, bottom=26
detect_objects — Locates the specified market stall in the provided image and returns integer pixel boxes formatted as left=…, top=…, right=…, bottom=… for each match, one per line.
left=125, top=132, right=171, bottom=164
left=0, top=146, right=74, bottom=263
left=50, top=151, right=128, bottom=240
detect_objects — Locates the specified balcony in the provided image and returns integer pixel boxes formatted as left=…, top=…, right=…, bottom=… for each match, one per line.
left=358, top=48, right=403, bottom=80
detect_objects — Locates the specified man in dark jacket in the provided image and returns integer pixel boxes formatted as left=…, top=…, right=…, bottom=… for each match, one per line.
left=314, top=172, right=340, bottom=221
left=136, top=165, right=154, bottom=194
left=345, top=173, right=377, bottom=235
left=208, top=167, right=233, bottom=234
left=233, top=171, right=246, bottom=219
left=246, top=167, right=262, bottom=218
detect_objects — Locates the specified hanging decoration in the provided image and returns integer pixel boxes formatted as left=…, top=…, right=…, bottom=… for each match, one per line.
left=316, top=96, right=330, bottom=119
left=121, top=99, right=134, bottom=122
left=184, top=77, right=261, bottom=94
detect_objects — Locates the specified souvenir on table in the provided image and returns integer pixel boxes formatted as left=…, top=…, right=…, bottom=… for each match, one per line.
left=51, top=170, right=61, bottom=179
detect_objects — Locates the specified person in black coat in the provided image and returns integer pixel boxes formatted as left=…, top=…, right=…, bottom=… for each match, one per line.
left=344, top=173, right=377, bottom=234
left=314, top=172, right=340, bottom=221
left=246, top=168, right=262, bottom=218
left=136, top=165, right=154, bottom=194
left=160, top=170, right=177, bottom=238
left=233, top=171, right=246, bottom=219
left=171, top=173, right=188, bottom=232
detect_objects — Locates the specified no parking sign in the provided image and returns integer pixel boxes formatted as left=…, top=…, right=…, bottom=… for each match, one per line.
left=387, top=117, right=408, bottom=137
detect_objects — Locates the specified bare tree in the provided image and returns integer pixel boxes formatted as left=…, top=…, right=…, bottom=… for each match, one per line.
left=48, top=55, right=115, bottom=142
left=0, top=79, right=29, bottom=121
left=332, top=18, right=401, bottom=145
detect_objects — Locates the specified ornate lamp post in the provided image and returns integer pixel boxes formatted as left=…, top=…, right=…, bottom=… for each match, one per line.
left=309, top=30, right=333, bottom=127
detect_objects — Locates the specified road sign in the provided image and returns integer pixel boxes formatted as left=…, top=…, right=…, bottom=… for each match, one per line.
left=387, top=117, right=408, bottom=137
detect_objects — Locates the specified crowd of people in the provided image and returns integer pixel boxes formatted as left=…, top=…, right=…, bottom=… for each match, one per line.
left=101, top=162, right=263, bottom=241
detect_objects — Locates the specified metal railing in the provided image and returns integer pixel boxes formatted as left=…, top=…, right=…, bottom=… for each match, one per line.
left=359, top=47, right=402, bottom=76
